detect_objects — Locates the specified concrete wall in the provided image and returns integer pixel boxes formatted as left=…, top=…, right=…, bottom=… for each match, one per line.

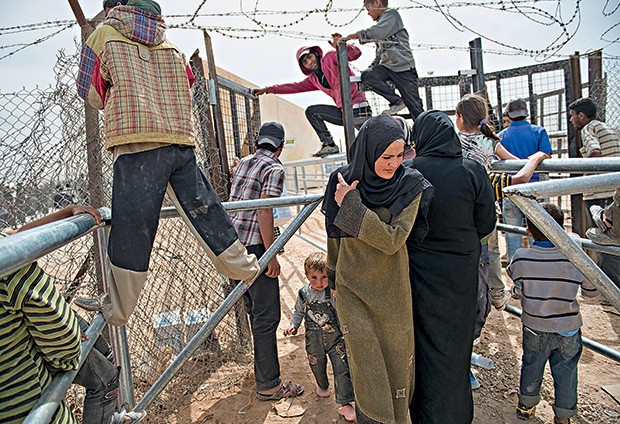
left=216, top=67, right=322, bottom=163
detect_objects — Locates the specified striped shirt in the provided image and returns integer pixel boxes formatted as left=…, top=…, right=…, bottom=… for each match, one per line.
left=229, top=149, right=285, bottom=246
left=580, top=120, right=620, bottom=200
left=0, top=234, right=81, bottom=424
left=507, top=243, right=598, bottom=333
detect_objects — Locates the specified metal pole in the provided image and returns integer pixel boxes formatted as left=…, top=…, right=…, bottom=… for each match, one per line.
left=189, top=50, right=226, bottom=199
left=588, top=49, right=604, bottom=120
left=131, top=200, right=322, bottom=413
left=469, top=38, right=484, bottom=94
left=490, top=157, right=620, bottom=173
left=504, top=305, right=620, bottom=363
left=503, top=172, right=620, bottom=199
left=507, top=196, right=620, bottom=311
left=23, top=314, right=107, bottom=424
left=497, top=224, right=620, bottom=257
left=158, top=194, right=322, bottom=219
left=294, top=233, right=327, bottom=253
left=569, top=52, right=586, bottom=235
left=203, top=30, right=231, bottom=189
left=0, top=208, right=110, bottom=279
left=95, top=225, right=136, bottom=408
left=114, top=326, right=135, bottom=409
left=336, top=43, right=355, bottom=157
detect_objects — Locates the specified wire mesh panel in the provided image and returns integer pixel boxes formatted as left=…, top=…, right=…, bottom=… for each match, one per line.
left=0, top=47, right=256, bottom=422
left=217, top=76, right=261, bottom=169
left=588, top=54, right=620, bottom=129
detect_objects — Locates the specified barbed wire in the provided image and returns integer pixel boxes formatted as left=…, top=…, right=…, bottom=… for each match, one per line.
left=0, top=23, right=75, bottom=62
left=602, top=0, right=620, bottom=16
left=1, top=0, right=617, bottom=63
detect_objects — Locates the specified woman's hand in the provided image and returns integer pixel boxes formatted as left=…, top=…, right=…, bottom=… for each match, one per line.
left=335, top=173, right=359, bottom=206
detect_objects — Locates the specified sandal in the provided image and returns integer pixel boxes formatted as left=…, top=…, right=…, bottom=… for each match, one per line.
left=516, top=403, right=536, bottom=420
left=554, top=418, right=570, bottom=424
left=111, top=410, right=146, bottom=424
left=590, top=205, right=609, bottom=231
left=256, top=380, right=304, bottom=401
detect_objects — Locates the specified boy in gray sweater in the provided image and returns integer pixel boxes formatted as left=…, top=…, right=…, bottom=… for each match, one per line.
left=336, top=0, right=424, bottom=117
left=507, top=203, right=598, bottom=424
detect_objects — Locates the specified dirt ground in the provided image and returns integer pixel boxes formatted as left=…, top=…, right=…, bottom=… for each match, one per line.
left=171, top=212, right=620, bottom=424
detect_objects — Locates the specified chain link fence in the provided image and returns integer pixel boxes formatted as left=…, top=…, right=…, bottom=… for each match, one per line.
left=0, top=45, right=257, bottom=422
left=2, top=39, right=619, bottom=421
left=587, top=52, right=620, bottom=129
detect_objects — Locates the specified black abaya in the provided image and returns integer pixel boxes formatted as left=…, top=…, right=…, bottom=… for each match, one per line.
left=406, top=111, right=496, bottom=424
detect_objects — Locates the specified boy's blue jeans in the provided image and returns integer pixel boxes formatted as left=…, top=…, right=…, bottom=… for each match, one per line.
left=519, top=327, right=582, bottom=419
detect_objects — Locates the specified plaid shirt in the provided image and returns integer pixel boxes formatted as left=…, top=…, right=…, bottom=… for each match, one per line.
left=229, top=149, right=285, bottom=246
left=77, top=6, right=195, bottom=150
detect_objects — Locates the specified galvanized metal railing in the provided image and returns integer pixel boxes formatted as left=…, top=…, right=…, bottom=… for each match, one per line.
left=13, top=195, right=322, bottom=423
left=503, top=172, right=620, bottom=311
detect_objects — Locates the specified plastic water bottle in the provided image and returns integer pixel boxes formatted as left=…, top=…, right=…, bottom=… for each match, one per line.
left=471, top=352, right=494, bottom=369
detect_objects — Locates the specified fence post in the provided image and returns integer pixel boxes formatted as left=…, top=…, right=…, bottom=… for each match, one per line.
left=189, top=51, right=227, bottom=199
left=250, top=96, right=261, bottom=155
left=336, top=42, right=355, bottom=158
left=569, top=52, right=586, bottom=235
left=588, top=50, right=605, bottom=121
left=469, top=38, right=485, bottom=95
left=202, top=30, right=231, bottom=198
left=71, top=0, right=108, bottom=309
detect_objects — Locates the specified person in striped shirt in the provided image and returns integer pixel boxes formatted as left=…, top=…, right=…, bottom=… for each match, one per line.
left=1, top=206, right=143, bottom=424
left=507, top=203, right=598, bottom=424
left=569, top=97, right=620, bottom=286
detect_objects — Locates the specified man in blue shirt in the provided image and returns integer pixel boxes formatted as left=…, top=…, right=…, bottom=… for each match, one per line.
left=499, top=98, right=553, bottom=260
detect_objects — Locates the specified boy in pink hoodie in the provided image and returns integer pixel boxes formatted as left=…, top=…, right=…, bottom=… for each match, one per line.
left=254, top=42, right=370, bottom=158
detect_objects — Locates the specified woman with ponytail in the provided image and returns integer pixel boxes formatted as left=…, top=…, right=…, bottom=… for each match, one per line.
left=455, top=94, right=518, bottom=169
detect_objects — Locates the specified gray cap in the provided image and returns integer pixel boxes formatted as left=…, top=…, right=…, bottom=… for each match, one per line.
left=506, top=98, right=528, bottom=119
left=257, top=121, right=285, bottom=148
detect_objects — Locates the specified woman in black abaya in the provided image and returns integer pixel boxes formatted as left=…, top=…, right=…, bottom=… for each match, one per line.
left=406, top=110, right=496, bottom=424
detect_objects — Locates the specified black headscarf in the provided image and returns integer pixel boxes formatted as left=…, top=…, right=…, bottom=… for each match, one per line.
left=413, top=110, right=463, bottom=158
left=322, top=115, right=433, bottom=238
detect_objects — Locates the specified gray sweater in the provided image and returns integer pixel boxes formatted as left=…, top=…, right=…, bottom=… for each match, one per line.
left=507, top=244, right=599, bottom=333
left=357, top=8, right=416, bottom=72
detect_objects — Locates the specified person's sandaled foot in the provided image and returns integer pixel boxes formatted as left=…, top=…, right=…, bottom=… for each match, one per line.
left=256, top=380, right=304, bottom=401
left=111, top=410, right=146, bottom=424
left=590, top=205, right=610, bottom=231
left=554, top=417, right=570, bottom=424
left=338, top=404, right=356, bottom=422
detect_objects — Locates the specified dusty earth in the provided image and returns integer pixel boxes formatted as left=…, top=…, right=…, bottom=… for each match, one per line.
left=170, top=212, right=620, bottom=424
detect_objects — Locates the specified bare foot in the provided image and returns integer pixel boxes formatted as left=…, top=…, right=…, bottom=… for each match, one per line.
left=316, top=385, right=330, bottom=398
left=338, top=404, right=356, bottom=422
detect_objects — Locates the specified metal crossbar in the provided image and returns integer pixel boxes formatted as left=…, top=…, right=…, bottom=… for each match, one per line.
left=132, top=198, right=322, bottom=413
left=23, top=314, right=107, bottom=424
left=18, top=195, right=322, bottom=422
left=504, top=175, right=620, bottom=311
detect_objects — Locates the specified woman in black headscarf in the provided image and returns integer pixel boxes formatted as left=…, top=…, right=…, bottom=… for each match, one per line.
left=405, top=110, right=496, bottom=424
left=322, top=115, right=433, bottom=424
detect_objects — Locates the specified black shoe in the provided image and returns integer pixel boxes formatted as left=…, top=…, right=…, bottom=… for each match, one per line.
left=313, top=145, right=340, bottom=158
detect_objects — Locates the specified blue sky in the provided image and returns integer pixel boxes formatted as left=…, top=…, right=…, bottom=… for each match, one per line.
left=1, top=1, right=618, bottom=108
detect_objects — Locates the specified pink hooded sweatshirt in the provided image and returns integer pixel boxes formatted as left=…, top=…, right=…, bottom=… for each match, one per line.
left=264, top=45, right=367, bottom=108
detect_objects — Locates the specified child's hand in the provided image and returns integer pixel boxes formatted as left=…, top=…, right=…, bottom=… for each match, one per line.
left=283, top=327, right=298, bottom=336
left=511, top=284, right=523, bottom=299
